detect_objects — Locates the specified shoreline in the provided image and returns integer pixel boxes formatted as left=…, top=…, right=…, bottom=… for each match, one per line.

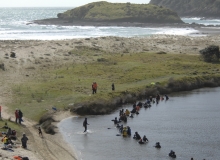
left=32, top=18, right=220, bottom=36
left=1, top=34, right=220, bottom=159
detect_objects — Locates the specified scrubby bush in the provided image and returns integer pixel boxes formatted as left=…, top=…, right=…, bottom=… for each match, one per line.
left=199, top=45, right=220, bottom=62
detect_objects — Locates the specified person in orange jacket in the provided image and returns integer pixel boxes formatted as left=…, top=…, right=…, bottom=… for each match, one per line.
left=92, top=82, right=97, bottom=94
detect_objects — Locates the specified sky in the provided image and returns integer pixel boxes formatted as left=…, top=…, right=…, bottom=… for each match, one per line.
left=1, top=0, right=150, bottom=7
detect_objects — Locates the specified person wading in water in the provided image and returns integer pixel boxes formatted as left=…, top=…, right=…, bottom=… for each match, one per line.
left=83, top=118, right=89, bottom=132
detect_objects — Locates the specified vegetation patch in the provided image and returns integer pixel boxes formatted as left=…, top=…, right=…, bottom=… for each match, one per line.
left=57, top=1, right=182, bottom=23
left=6, top=50, right=220, bottom=121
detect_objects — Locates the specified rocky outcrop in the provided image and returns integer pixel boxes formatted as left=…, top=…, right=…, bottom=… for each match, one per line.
left=150, top=0, right=220, bottom=18
left=56, top=1, right=183, bottom=23
left=199, top=45, right=220, bottom=62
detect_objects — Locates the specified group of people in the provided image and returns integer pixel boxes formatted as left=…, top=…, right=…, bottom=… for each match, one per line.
left=117, top=125, right=131, bottom=137
left=1, top=125, right=42, bottom=150
left=110, top=94, right=178, bottom=159
left=1, top=123, right=19, bottom=149
left=133, top=132, right=149, bottom=144
left=111, top=101, right=151, bottom=145
left=155, top=94, right=169, bottom=104
left=15, top=109, right=23, bottom=124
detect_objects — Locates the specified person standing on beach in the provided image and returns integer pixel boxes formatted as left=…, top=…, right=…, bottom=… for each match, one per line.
left=83, top=118, right=89, bottom=132
left=18, top=110, right=23, bottom=124
left=92, top=82, right=97, bottom=94
left=21, top=133, right=28, bottom=149
left=15, top=109, right=19, bottom=123
left=38, top=127, right=43, bottom=137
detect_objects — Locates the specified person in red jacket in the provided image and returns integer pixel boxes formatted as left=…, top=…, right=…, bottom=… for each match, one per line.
left=92, top=82, right=97, bottom=94
left=15, top=109, right=19, bottom=123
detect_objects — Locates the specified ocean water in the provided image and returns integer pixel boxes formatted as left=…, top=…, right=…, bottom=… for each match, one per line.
left=1, top=7, right=220, bottom=40
left=182, top=17, right=220, bottom=26
left=59, top=87, right=220, bottom=160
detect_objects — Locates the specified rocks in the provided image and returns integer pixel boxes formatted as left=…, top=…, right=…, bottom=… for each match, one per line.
left=199, top=45, right=220, bottom=62
left=0, top=63, right=5, bottom=71
left=10, top=51, right=16, bottom=58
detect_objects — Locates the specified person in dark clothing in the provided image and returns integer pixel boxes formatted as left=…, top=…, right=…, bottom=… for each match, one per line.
left=83, top=118, right=89, bottom=132
left=137, top=102, right=142, bottom=107
left=143, top=135, right=148, bottom=142
left=131, top=108, right=136, bottom=114
left=139, top=139, right=145, bottom=144
left=119, top=109, right=122, bottom=116
left=155, top=142, right=161, bottom=148
left=112, top=83, right=115, bottom=91
left=6, top=128, right=12, bottom=137
left=127, top=126, right=131, bottom=136
left=38, top=127, right=43, bottom=137
left=21, top=133, right=28, bottom=149
left=133, top=102, right=136, bottom=108
left=1, top=122, right=8, bottom=129
left=133, top=132, right=141, bottom=140
left=116, top=123, right=121, bottom=128
left=169, top=150, right=176, bottom=158
left=119, top=125, right=123, bottom=133
left=156, top=94, right=160, bottom=104
left=18, top=110, right=23, bottom=124
left=165, top=95, right=169, bottom=100
left=111, top=117, right=121, bottom=124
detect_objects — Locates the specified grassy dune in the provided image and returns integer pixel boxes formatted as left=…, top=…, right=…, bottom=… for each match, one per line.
left=8, top=49, right=220, bottom=121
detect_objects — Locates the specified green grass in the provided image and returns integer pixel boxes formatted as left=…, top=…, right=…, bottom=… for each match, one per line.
left=0, top=119, right=22, bottom=136
left=7, top=51, right=220, bottom=121
left=58, top=1, right=182, bottom=23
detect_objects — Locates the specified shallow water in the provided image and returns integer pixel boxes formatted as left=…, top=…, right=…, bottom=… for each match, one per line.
left=58, top=87, right=220, bottom=160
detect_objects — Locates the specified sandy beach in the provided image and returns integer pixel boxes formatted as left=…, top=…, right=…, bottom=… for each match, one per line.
left=1, top=33, right=220, bottom=159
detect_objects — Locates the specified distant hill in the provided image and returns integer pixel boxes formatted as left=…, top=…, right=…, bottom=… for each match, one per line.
left=150, top=0, right=220, bottom=18
left=57, top=1, right=183, bottom=23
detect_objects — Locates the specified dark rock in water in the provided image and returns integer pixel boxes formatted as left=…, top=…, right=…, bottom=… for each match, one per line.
left=10, top=52, right=16, bottom=58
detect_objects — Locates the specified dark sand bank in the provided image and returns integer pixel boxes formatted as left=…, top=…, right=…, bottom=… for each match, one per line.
left=32, top=18, right=220, bottom=36
left=33, top=18, right=195, bottom=27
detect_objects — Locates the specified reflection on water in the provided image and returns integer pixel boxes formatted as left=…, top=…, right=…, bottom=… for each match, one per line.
left=58, top=87, right=220, bottom=160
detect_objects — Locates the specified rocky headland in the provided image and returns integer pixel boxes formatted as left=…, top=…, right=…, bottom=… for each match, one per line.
left=34, top=1, right=183, bottom=26
left=150, top=0, right=220, bottom=18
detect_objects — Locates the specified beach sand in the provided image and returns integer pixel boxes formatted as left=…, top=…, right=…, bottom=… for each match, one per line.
left=0, top=34, right=220, bottom=159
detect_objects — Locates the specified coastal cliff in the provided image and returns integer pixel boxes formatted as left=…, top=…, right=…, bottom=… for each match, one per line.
left=150, top=0, right=220, bottom=18
left=34, top=1, right=183, bottom=25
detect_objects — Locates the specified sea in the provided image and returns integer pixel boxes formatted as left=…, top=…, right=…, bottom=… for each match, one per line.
left=1, top=7, right=220, bottom=40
